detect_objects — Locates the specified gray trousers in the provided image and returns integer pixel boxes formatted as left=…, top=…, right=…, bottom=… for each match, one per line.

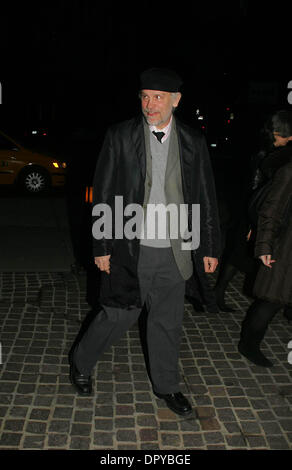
left=74, top=246, right=186, bottom=394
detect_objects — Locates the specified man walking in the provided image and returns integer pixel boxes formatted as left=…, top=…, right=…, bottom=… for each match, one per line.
left=69, top=68, right=220, bottom=416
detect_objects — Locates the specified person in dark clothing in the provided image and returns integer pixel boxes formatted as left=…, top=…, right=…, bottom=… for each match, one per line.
left=215, top=110, right=292, bottom=316
left=238, top=110, right=292, bottom=367
left=69, top=68, right=220, bottom=416
left=214, top=166, right=255, bottom=312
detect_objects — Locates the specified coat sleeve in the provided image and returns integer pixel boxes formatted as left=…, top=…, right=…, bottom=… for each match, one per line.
left=255, top=163, right=292, bottom=257
left=198, top=135, right=221, bottom=258
left=92, top=128, right=117, bottom=257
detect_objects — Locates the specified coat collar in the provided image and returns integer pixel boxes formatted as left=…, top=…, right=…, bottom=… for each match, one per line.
left=132, top=116, right=147, bottom=180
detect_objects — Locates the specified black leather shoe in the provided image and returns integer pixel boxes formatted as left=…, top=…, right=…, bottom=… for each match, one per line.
left=69, top=355, right=92, bottom=396
left=185, top=295, right=205, bottom=312
left=238, top=340, right=273, bottom=368
left=155, top=392, right=192, bottom=416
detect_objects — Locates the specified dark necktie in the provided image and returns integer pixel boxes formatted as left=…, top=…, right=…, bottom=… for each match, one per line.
left=152, top=131, right=165, bottom=143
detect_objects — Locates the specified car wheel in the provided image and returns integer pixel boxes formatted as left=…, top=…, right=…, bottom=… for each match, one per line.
left=19, top=167, right=51, bottom=194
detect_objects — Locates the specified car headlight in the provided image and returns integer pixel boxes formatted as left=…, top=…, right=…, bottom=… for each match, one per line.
left=52, top=162, right=67, bottom=169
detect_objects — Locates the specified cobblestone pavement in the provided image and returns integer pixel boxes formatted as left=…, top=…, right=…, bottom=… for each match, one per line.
left=0, top=271, right=292, bottom=451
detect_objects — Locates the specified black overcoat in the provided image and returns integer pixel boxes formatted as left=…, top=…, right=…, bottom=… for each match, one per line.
left=92, top=116, right=221, bottom=308
left=253, top=145, right=292, bottom=305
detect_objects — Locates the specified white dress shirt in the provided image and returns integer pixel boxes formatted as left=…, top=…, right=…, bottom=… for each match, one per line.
left=149, top=116, right=172, bottom=143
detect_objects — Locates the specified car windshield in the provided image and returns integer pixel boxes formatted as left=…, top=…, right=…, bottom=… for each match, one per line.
left=8, top=133, right=45, bottom=150
left=6, top=133, right=66, bottom=159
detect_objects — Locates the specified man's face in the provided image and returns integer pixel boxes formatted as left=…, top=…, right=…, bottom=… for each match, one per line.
left=140, top=89, right=181, bottom=129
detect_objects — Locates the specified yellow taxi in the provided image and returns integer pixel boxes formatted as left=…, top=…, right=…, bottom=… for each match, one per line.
left=0, top=130, right=66, bottom=194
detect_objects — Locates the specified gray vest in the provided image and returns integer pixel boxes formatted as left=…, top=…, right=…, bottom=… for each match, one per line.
left=142, top=119, right=193, bottom=280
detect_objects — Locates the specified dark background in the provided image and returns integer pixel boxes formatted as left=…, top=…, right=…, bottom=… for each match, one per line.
left=0, top=1, right=291, bottom=238
left=1, top=1, right=291, bottom=147
left=1, top=0, right=291, bottom=189
left=0, top=0, right=291, bottom=301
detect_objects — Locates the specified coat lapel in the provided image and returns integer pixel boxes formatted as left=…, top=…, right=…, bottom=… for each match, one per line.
left=131, top=116, right=147, bottom=181
left=176, top=118, right=194, bottom=203
left=165, top=118, right=179, bottom=182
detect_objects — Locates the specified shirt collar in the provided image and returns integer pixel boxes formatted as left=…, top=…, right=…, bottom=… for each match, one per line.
left=149, top=116, right=173, bottom=142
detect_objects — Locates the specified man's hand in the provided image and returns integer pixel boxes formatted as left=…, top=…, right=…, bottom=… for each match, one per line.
left=259, top=254, right=276, bottom=269
left=203, top=256, right=218, bottom=273
left=94, top=255, right=111, bottom=274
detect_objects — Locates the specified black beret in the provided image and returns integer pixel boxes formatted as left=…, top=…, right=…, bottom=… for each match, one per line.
left=140, top=67, right=183, bottom=92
